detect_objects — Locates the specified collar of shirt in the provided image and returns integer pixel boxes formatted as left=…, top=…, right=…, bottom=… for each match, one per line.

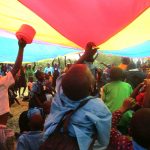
left=132, top=140, right=147, bottom=150
left=129, top=69, right=139, bottom=71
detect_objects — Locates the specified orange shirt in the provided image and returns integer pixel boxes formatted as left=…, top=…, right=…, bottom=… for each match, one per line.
left=118, top=64, right=128, bottom=71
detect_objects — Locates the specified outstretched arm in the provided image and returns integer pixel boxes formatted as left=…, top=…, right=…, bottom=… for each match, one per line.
left=68, top=59, right=72, bottom=64
left=11, top=39, right=26, bottom=78
left=130, top=83, right=144, bottom=99
left=94, top=53, right=99, bottom=61
left=32, top=62, right=36, bottom=70
left=109, top=98, right=134, bottom=150
left=58, top=57, right=60, bottom=66
left=100, top=62, right=111, bottom=69
left=52, top=58, right=55, bottom=67
left=76, top=42, right=98, bottom=64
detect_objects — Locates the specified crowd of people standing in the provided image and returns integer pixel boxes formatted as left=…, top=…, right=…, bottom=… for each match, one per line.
left=0, top=40, right=150, bottom=150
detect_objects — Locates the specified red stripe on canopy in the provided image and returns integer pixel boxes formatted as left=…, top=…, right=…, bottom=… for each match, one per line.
left=19, top=0, right=150, bottom=48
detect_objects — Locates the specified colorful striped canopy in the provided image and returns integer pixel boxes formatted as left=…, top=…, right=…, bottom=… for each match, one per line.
left=0, top=0, right=150, bottom=62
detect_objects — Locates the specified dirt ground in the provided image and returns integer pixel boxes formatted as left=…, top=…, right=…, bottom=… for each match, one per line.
left=7, top=99, right=28, bottom=133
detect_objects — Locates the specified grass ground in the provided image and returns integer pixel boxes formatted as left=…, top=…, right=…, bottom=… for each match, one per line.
left=7, top=97, right=28, bottom=132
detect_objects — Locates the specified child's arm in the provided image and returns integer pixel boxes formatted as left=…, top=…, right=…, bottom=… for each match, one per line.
left=76, top=42, right=98, bottom=64
left=143, top=81, right=150, bottom=107
left=130, top=83, right=144, bottom=99
left=109, top=98, right=134, bottom=150
left=11, top=39, right=26, bottom=78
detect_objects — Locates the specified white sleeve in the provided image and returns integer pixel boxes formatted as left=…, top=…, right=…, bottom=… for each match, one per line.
left=0, top=72, right=15, bottom=89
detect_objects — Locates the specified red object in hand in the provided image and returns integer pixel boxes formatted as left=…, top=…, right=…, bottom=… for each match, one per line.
left=16, top=24, right=36, bottom=44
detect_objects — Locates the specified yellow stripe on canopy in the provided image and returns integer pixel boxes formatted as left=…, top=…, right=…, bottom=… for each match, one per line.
left=0, top=0, right=149, bottom=50
left=99, top=8, right=150, bottom=50
left=0, top=0, right=80, bottom=48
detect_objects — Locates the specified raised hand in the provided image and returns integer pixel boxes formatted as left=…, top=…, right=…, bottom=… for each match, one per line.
left=119, top=97, right=135, bottom=113
left=84, top=42, right=99, bottom=62
left=18, top=39, right=26, bottom=49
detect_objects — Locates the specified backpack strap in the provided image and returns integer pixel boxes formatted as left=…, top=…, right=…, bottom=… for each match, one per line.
left=53, top=97, right=92, bottom=134
left=63, top=98, right=92, bottom=133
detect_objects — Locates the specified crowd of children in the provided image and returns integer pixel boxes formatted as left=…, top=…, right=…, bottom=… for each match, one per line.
left=0, top=39, right=150, bottom=150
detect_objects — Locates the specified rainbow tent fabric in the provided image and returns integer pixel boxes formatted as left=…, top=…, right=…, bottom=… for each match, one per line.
left=0, top=0, right=150, bottom=62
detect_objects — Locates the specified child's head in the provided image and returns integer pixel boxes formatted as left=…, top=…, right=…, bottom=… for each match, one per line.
left=121, top=57, right=130, bottom=65
left=35, top=70, right=45, bottom=82
left=110, top=67, right=123, bottom=81
left=62, top=64, right=95, bottom=100
left=130, top=108, right=150, bottom=149
left=29, top=114, right=44, bottom=131
left=27, top=108, right=44, bottom=131
left=47, top=63, right=50, bottom=68
left=54, top=63, right=58, bottom=68
left=19, top=111, right=30, bottom=133
left=28, top=64, right=32, bottom=69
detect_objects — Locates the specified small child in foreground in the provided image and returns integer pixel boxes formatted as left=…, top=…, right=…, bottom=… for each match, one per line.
left=17, top=108, right=44, bottom=150
left=109, top=98, right=150, bottom=150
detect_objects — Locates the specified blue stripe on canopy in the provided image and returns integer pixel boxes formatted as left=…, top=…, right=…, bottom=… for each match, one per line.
left=0, top=36, right=150, bottom=62
left=101, top=41, right=150, bottom=58
left=0, top=37, right=81, bottom=62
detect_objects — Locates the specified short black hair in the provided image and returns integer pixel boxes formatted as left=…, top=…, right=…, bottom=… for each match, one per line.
left=34, top=70, right=43, bottom=79
left=29, top=114, right=44, bottom=131
left=130, top=108, right=150, bottom=149
left=19, top=111, right=30, bottom=133
left=62, top=64, right=94, bottom=100
left=110, top=67, right=123, bottom=81
left=121, top=57, right=130, bottom=65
